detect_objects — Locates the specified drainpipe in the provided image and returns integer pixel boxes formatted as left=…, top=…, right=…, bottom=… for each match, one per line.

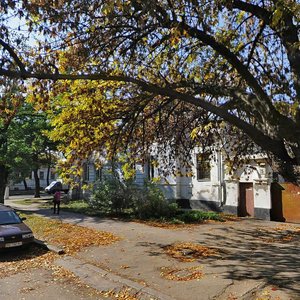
left=175, top=158, right=181, bottom=199
left=218, top=152, right=226, bottom=207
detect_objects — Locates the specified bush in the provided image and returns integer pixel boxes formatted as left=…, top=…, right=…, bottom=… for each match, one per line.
left=89, top=177, right=132, bottom=214
left=89, top=177, right=223, bottom=223
left=89, top=178, right=177, bottom=218
left=132, top=182, right=178, bottom=219
left=176, top=210, right=224, bottom=223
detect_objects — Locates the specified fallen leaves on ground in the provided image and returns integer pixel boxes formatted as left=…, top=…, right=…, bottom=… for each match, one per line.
left=101, top=287, right=141, bottom=299
left=163, top=242, right=220, bottom=262
left=23, top=214, right=120, bottom=254
left=133, top=219, right=205, bottom=230
left=160, top=266, right=203, bottom=281
left=0, top=244, right=58, bottom=278
left=134, top=214, right=239, bottom=230
left=256, top=225, right=300, bottom=244
left=50, top=265, right=106, bottom=298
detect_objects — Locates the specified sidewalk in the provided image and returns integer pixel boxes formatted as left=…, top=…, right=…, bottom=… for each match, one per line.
left=5, top=197, right=300, bottom=300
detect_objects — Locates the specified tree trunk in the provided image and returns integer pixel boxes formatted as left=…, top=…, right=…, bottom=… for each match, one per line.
left=33, top=168, right=41, bottom=198
left=23, top=179, right=28, bottom=190
left=46, top=164, right=50, bottom=186
left=0, top=164, right=8, bottom=204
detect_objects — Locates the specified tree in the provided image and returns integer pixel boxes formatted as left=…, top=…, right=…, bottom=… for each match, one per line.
left=0, top=78, right=24, bottom=202
left=0, top=98, right=57, bottom=202
left=8, top=103, right=58, bottom=198
left=0, top=1, right=299, bottom=180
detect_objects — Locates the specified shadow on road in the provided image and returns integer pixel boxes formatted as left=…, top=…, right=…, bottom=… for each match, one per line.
left=196, top=226, right=300, bottom=294
left=0, top=243, right=50, bottom=263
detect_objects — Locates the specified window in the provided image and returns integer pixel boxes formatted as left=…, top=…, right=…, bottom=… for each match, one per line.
left=147, top=156, right=156, bottom=180
left=50, top=171, right=55, bottom=180
left=196, top=153, right=211, bottom=181
left=39, top=171, right=45, bottom=180
left=96, top=168, right=102, bottom=181
left=83, top=164, right=90, bottom=182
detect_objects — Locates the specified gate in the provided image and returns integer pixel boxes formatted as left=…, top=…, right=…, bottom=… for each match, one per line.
left=271, top=183, right=300, bottom=223
left=238, top=183, right=254, bottom=217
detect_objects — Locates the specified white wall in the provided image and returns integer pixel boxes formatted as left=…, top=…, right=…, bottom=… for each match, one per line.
left=10, top=167, right=58, bottom=191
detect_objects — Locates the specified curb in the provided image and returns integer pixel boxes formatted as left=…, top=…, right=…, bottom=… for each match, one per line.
left=56, top=256, right=175, bottom=300
left=34, top=238, right=65, bottom=255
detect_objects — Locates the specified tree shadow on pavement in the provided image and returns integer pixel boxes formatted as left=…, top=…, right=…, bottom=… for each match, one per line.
left=197, top=225, right=300, bottom=294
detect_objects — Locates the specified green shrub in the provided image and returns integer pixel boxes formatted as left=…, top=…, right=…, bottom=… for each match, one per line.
left=176, top=210, right=224, bottom=223
left=89, top=177, right=178, bottom=218
left=89, top=177, right=223, bottom=223
left=132, top=182, right=178, bottom=219
left=89, top=177, right=132, bottom=214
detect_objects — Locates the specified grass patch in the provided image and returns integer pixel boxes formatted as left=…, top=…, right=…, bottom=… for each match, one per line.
left=174, top=210, right=225, bottom=223
left=15, top=198, right=230, bottom=226
left=61, top=200, right=106, bottom=217
left=13, top=198, right=51, bottom=206
left=62, top=200, right=227, bottom=225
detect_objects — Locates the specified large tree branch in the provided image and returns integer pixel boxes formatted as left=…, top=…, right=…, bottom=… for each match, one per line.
left=231, top=0, right=272, bottom=22
left=0, top=66, right=296, bottom=164
left=4, top=69, right=292, bottom=161
left=231, top=0, right=300, bottom=100
left=0, top=39, right=26, bottom=72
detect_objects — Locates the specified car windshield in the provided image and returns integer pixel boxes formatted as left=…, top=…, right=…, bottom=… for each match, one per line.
left=0, top=211, right=22, bottom=225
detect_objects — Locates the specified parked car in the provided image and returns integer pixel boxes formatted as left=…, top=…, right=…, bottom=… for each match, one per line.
left=45, top=181, right=69, bottom=194
left=45, top=181, right=62, bottom=194
left=0, top=205, right=34, bottom=249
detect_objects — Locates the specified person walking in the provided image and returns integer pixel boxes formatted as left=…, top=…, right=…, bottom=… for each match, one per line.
left=53, top=190, right=62, bottom=214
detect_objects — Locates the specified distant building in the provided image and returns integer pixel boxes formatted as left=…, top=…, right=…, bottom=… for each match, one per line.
left=10, top=167, right=58, bottom=191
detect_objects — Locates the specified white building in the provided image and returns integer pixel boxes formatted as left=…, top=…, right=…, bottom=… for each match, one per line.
left=81, top=148, right=274, bottom=220
left=10, top=167, right=58, bottom=192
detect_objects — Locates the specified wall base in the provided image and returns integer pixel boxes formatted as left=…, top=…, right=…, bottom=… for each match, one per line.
left=177, top=199, right=271, bottom=220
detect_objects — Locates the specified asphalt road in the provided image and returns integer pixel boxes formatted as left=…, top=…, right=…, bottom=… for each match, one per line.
left=2, top=195, right=300, bottom=300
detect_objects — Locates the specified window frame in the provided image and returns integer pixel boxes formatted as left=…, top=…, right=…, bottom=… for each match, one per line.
left=196, top=153, right=211, bottom=181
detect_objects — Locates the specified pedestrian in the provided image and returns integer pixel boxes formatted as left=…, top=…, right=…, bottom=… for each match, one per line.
left=53, top=189, right=62, bottom=214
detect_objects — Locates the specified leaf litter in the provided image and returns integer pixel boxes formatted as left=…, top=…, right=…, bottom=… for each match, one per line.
left=23, top=213, right=120, bottom=254
left=1, top=213, right=120, bottom=294
left=160, top=266, right=203, bottom=281
left=256, top=225, right=300, bottom=244
left=164, top=242, right=220, bottom=262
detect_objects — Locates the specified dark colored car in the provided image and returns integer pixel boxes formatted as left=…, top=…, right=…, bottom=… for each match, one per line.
left=0, top=205, right=34, bottom=249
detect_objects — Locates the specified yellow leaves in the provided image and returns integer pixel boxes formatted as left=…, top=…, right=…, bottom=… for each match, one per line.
left=186, top=53, right=196, bottom=64
left=271, top=8, right=284, bottom=27
left=170, top=35, right=180, bottom=47
left=164, top=242, right=220, bottom=262
left=0, top=244, right=58, bottom=279
left=257, top=225, right=300, bottom=244
left=169, top=27, right=189, bottom=47
left=101, top=2, right=115, bottom=15
left=160, top=266, right=203, bottom=281
left=46, top=79, right=125, bottom=178
left=204, top=73, right=215, bottom=81
left=122, top=162, right=136, bottom=180
left=23, top=214, right=121, bottom=254
left=190, top=127, right=200, bottom=140
left=101, top=287, right=140, bottom=300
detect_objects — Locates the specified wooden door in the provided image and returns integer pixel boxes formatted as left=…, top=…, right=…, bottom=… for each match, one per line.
left=238, top=183, right=254, bottom=217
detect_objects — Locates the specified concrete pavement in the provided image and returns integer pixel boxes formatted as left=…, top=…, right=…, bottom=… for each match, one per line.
left=5, top=196, right=300, bottom=300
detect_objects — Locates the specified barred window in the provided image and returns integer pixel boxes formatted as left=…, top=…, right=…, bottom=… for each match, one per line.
left=196, top=153, right=211, bottom=181
left=50, top=171, right=55, bottom=180
left=39, top=171, right=45, bottom=180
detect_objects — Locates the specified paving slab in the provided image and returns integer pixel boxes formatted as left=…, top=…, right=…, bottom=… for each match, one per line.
left=5, top=197, right=300, bottom=300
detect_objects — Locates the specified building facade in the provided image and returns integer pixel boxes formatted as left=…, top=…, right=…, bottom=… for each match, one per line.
left=80, top=149, right=274, bottom=220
